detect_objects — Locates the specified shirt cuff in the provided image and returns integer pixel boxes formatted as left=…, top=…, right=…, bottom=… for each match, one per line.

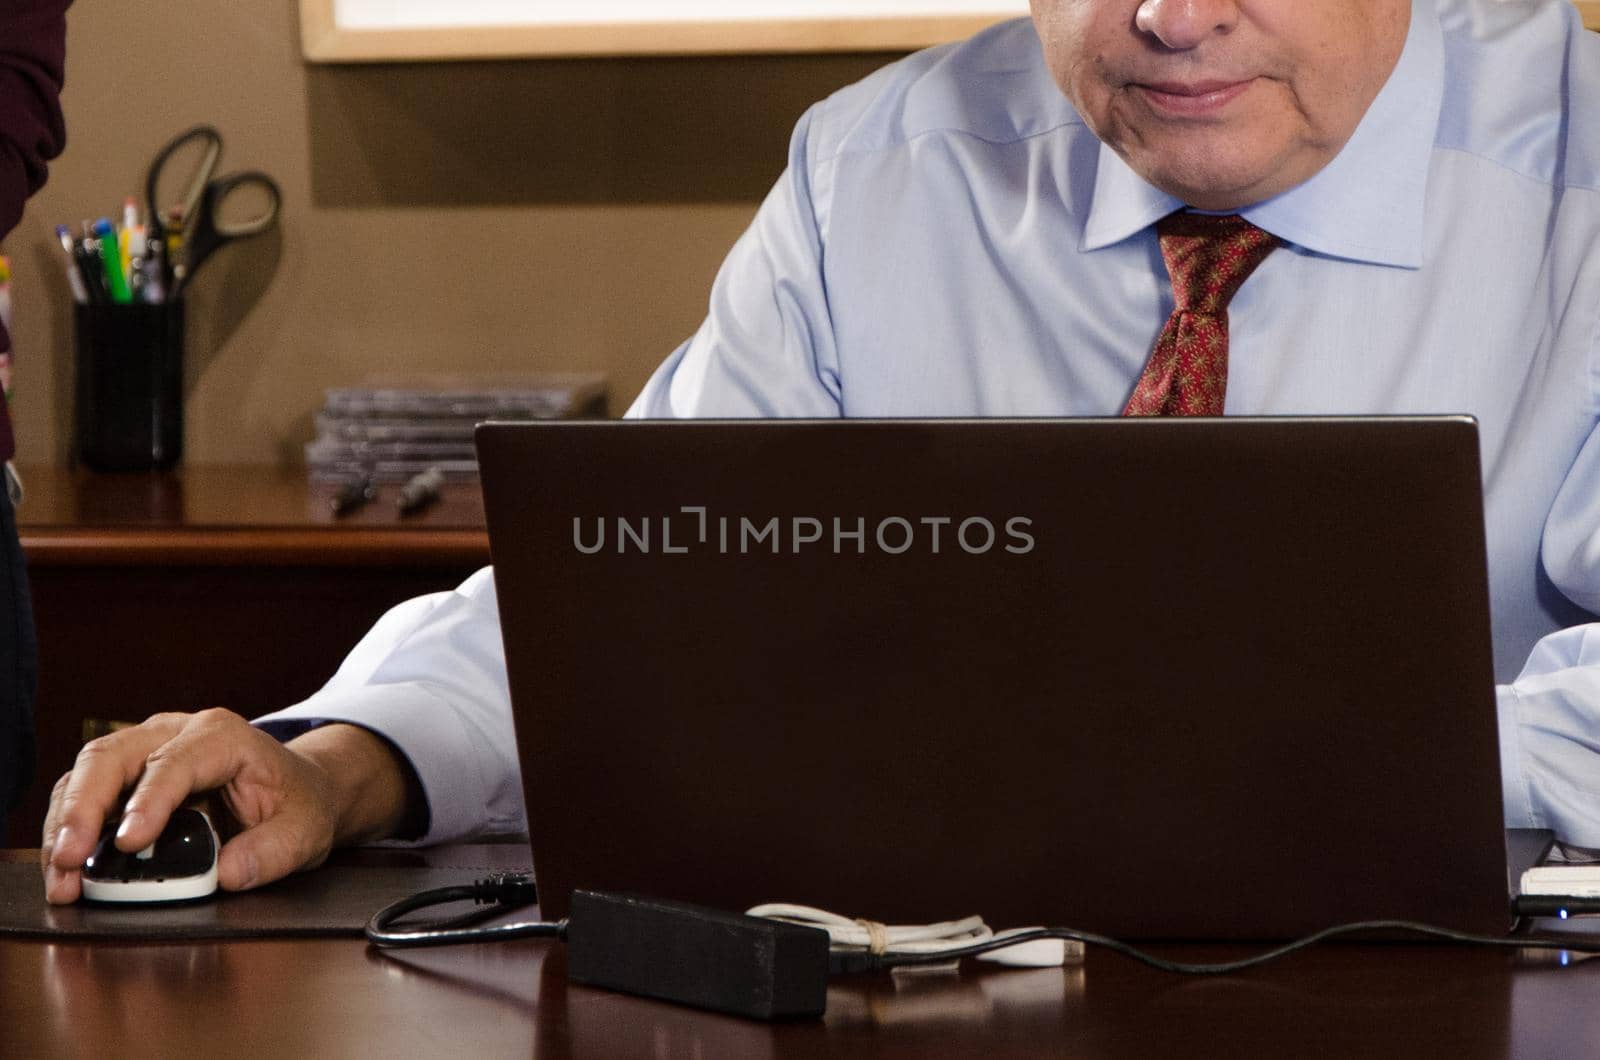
left=255, top=683, right=492, bottom=847
left=1495, top=683, right=1538, bottom=830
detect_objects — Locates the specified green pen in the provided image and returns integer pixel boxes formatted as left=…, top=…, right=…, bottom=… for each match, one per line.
left=93, top=219, right=132, bottom=304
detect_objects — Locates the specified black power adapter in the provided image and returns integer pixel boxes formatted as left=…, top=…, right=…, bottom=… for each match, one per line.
left=564, top=890, right=832, bottom=1020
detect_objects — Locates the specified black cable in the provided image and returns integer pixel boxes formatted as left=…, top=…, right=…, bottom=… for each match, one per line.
left=365, top=872, right=566, bottom=948
left=368, top=877, right=1600, bottom=973
left=830, top=919, right=1600, bottom=977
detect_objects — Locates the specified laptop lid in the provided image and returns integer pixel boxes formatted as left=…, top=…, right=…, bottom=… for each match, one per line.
left=476, top=417, right=1509, bottom=939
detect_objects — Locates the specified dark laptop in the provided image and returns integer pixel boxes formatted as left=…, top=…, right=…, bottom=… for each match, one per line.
left=476, top=417, right=1514, bottom=939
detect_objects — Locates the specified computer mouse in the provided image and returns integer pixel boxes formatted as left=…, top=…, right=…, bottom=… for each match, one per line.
left=80, top=806, right=220, bottom=903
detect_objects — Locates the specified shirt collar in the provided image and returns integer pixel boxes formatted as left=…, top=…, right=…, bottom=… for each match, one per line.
left=1080, top=1, right=1443, bottom=268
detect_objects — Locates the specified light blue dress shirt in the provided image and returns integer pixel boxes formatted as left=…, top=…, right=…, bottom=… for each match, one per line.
left=261, top=0, right=1600, bottom=847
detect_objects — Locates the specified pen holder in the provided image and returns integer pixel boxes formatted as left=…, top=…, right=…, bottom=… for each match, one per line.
left=73, top=300, right=185, bottom=471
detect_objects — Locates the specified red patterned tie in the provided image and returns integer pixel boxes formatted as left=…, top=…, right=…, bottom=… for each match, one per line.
left=1122, top=213, right=1279, bottom=417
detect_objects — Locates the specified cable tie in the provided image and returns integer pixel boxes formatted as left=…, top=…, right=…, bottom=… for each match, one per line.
left=854, top=917, right=891, bottom=955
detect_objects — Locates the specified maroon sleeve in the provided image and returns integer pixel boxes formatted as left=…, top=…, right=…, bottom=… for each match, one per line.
left=0, top=0, right=68, bottom=243
left=0, top=0, right=69, bottom=460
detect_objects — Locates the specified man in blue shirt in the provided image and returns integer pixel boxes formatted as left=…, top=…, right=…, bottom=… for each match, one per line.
left=41, top=0, right=1600, bottom=901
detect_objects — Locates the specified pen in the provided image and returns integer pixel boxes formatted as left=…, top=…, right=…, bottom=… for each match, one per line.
left=119, top=197, right=138, bottom=287
left=56, top=224, right=88, bottom=304
left=93, top=219, right=132, bottom=304
left=330, top=473, right=376, bottom=517
left=141, top=237, right=166, bottom=304
left=76, top=222, right=108, bottom=304
left=396, top=466, right=444, bottom=516
left=124, top=201, right=148, bottom=302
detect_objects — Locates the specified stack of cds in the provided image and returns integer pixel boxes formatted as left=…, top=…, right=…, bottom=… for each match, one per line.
left=305, top=372, right=608, bottom=482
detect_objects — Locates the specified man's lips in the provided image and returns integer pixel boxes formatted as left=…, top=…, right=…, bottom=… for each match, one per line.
left=1134, top=79, right=1253, bottom=118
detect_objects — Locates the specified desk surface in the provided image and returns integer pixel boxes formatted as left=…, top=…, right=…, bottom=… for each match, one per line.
left=5, top=849, right=1600, bottom=1059
left=16, top=464, right=489, bottom=566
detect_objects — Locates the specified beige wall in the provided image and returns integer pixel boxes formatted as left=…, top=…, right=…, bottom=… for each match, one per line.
left=6, top=2, right=895, bottom=465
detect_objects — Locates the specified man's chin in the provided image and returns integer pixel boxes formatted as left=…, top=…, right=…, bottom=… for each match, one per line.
left=1129, top=145, right=1300, bottom=212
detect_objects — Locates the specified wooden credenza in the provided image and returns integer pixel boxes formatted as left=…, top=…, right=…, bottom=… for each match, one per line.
left=5, top=465, right=491, bottom=844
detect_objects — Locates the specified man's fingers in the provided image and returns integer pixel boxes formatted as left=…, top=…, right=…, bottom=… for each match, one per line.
left=45, top=715, right=188, bottom=871
left=40, top=774, right=81, bottom=904
left=215, top=747, right=339, bottom=892
left=42, top=861, right=79, bottom=905
left=216, top=811, right=329, bottom=893
left=40, top=772, right=69, bottom=868
left=116, top=709, right=255, bottom=852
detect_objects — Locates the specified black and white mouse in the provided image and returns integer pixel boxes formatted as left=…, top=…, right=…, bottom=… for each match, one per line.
left=81, top=806, right=220, bottom=903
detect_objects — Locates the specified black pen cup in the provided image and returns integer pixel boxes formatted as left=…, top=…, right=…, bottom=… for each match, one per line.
left=73, top=300, right=185, bottom=471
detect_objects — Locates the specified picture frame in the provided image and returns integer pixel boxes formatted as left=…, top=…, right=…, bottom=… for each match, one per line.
left=300, top=0, right=1600, bottom=64
left=299, top=0, right=1031, bottom=62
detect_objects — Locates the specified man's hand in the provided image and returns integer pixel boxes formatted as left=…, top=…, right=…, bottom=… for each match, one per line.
left=41, top=710, right=418, bottom=905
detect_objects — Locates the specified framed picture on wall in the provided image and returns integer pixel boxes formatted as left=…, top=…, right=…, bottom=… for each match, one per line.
left=299, top=0, right=1033, bottom=61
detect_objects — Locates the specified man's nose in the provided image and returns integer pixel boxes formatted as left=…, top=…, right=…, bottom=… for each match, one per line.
left=1134, top=0, right=1241, bottom=51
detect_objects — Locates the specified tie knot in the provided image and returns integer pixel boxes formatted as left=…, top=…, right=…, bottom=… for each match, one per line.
left=1157, top=213, right=1279, bottom=315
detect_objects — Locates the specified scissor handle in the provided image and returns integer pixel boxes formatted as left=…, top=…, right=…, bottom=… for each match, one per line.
left=145, top=124, right=222, bottom=238
left=173, top=170, right=283, bottom=293
left=206, top=171, right=282, bottom=238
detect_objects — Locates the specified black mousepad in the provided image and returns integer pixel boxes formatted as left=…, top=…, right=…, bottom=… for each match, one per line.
left=0, top=855, right=535, bottom=941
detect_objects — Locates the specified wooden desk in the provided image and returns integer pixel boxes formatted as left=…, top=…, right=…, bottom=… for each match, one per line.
left=4, top=850, right=1600, bottom=1058
left=6, top=466, right=491, bottom=845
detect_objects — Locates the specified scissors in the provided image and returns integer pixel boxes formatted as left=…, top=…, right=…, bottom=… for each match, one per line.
left=145, top=124, right=281, bottom=293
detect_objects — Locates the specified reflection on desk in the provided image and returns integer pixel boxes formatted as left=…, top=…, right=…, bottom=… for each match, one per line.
left=6, top=849, right=1600, bottom=1057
